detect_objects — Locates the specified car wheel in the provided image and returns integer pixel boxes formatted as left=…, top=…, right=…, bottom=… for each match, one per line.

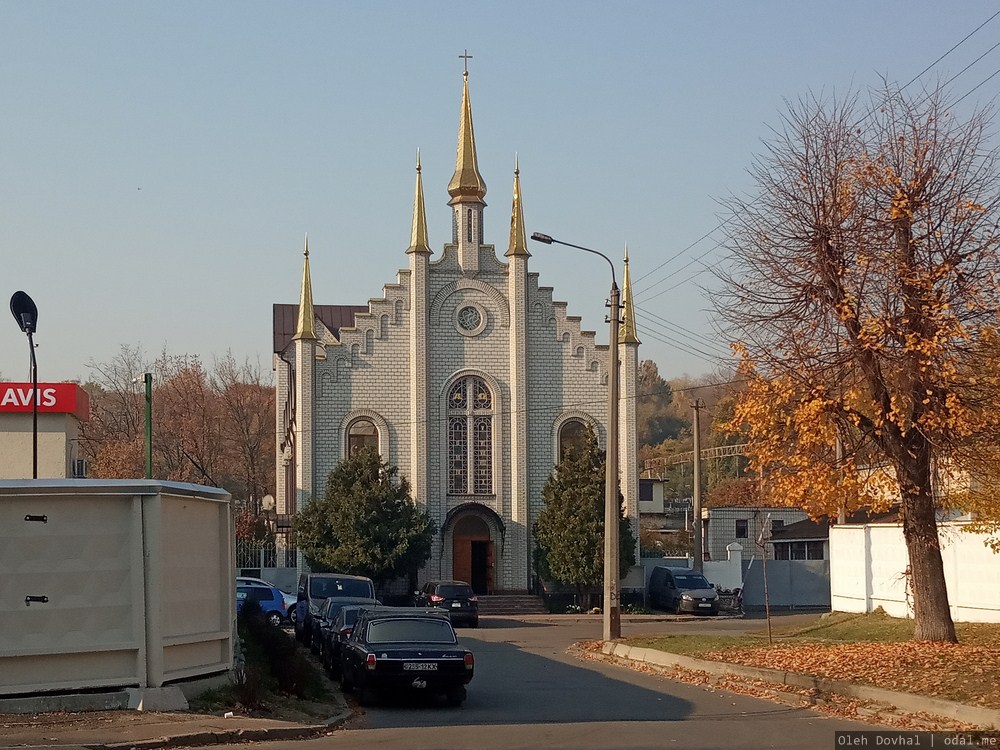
left=470, top=618, right=479, bottom=629
left=340, top=666, right=354, bottom=693
left=672, top=599, right=682, bottom=615
left=446, top=686, right=466, bottom=707
left=266, top=611, right=283, bottom=628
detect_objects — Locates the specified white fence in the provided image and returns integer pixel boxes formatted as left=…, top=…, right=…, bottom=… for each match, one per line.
left=0, top=479, right=233, bottom=696
left=830, top=521, right=1000, bottom=623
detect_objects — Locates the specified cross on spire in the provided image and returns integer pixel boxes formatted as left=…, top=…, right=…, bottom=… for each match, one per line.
left=460, top=49, right=473, bottom=76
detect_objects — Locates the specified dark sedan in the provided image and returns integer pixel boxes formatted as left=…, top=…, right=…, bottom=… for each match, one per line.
left=320, top=604, right=366, bottom=679
left=340, top=607, right=474, bottom=706
left=413, top=580, right=479, bottom=627
left=309, top=596, right=379, bottom=655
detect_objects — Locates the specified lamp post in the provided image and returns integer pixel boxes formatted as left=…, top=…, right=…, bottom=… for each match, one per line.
left=133, top=372, right=153, bottom=479
left=531, top=231, right=622, bottom=641
left=143, top=372, right=152, bottom=479
left=10, top=291, right=39, bottom=479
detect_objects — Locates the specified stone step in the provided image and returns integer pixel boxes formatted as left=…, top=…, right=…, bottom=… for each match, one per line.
left=477, top=594, right=548, bottom=615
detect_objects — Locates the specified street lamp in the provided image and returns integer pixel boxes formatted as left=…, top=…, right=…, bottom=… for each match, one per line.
left=10, top=291, right=39, bottom=479
left=531, top=231, right=622, bottom=641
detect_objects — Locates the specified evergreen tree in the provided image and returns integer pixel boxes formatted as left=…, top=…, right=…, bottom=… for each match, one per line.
left=295, top=448, right=435, bottom=592
left=534, top=427, right=636, bottom=608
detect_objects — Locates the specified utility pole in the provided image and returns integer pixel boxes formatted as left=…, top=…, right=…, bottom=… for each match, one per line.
left=692, top=399, right=704, bottom=573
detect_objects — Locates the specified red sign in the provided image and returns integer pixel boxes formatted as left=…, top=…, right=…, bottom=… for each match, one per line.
left=0, top=383, right=90, bottom=420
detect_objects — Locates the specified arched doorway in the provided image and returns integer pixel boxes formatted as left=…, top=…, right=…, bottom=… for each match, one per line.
left=452, top=514, right=494, bottom=594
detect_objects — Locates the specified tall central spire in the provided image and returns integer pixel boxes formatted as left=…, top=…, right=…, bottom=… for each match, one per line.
left=447, top=68, right=487, bottom=206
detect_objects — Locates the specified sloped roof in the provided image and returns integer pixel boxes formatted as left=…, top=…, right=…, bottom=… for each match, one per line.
left=770, top=508, right=900, bottom=542
left=273, top=304, right=367, bottom=355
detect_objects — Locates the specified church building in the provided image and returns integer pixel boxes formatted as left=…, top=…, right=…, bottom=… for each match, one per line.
left=273, top=69, right=641, bottom=594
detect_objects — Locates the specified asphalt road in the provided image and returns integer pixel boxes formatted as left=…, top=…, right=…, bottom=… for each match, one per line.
left=229, top=613, right=876, bottom=750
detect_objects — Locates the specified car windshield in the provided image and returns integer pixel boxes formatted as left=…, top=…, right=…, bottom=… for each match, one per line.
left=437, top=584, right=473, bottom=598
left=310, top=577, right=374, bottom=599
left=367, top=618, right=457, bottom=644
left=673, top=574, right=712, bottom=590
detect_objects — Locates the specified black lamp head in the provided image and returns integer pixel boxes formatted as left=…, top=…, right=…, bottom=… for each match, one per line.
left=530, top=232, right=554, bottom=244
left=10, top=291, right=38, bottom=334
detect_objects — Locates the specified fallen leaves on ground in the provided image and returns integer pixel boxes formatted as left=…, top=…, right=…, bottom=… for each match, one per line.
left=698, top=641, right=1000, bottom=709
left=571, top=643, right=983, bottom=733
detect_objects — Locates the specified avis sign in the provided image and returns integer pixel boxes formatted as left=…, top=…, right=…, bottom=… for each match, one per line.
left=0, top=383, right=90, bottom=419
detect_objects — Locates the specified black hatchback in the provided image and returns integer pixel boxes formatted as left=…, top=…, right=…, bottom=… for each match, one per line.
left=413, top=580, right=479, bottom=627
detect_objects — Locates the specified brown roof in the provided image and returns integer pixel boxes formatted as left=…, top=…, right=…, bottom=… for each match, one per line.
left=273, top=304, right=368, bottom=355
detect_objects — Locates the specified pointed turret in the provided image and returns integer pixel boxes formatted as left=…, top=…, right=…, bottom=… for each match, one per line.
left=447, top=69, right=487, bottom=206
left=292, top=236, right=317, bottom=341
left=407, top=150, right=431, bottom=255
left=619, top=245, right=641, bottom=344
left=505, top=156, right=530, bottom=258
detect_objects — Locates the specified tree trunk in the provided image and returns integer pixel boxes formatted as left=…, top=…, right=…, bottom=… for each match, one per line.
left=902, top=492, right=956, bottom=642
left=895, top=446, right=957, bottom=642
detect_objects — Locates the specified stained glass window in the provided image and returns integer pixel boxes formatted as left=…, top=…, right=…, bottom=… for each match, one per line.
left=448, top=376, right=493, bottom=495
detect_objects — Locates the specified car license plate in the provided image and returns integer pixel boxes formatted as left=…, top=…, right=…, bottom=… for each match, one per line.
left=403, top=662, right=438, bottom=671
left=452, top=602, right=461, bottom=608
left=698, top=603, right=712, bottom=608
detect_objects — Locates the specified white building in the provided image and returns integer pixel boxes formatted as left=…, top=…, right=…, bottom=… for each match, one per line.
left=273, top=70, right=641, bottom=594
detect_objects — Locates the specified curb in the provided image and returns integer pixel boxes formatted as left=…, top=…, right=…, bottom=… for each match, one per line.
left=601, top=642, right=1000, bottom=730
left=93, top=724, right=332, bottom=750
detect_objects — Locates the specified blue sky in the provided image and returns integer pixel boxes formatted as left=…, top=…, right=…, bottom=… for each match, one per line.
left=2, top=2, right=999, bottom=384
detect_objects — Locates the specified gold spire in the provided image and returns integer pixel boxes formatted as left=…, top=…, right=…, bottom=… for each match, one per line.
left=292, top=235, right=317, bottom=341
left=447, top=68, right=487, bottom=206
left=407, top=150, right=431, bottom=255
left=619, top=244, right=640, bottom=345
left=505, top=155, right=529, bottom=257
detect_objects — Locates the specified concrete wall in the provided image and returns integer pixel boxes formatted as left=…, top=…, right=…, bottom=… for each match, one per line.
left=830, top=521, right=1000, bottom=623
left=0, top=479, right=233, bottom=696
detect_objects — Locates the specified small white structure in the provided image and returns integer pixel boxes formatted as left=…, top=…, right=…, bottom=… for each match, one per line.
left=0, top=479, right=233, bottom=698
left=0, top=382, right=90, bottom=479
left=830, top=520, right=1000, bottom=623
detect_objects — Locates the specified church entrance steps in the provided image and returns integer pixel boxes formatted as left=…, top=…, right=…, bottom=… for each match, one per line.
left=477, top=594, right=548, bottom=615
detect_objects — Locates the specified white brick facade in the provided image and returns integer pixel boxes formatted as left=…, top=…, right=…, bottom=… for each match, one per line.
left=274, top=74, right=639, bottom=593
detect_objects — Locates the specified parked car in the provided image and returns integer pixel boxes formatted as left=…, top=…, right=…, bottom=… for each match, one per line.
left=319, top=604, right=366, bottom=679
left=237, top=576, right=296, bottom=622
left=294, top=573, right=376, bottom=646
left=236, top=581, right=290, bottom=627
left=310, top=595, right=379, bottom=657
left=413, top=580, right=479, bottom=627
left=648, top=566, right=719, bottom=615
left=340, top=606, right=474, bottom=706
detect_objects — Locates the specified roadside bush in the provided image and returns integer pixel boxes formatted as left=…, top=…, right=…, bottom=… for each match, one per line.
left=237, top=598, right=327, bottom=700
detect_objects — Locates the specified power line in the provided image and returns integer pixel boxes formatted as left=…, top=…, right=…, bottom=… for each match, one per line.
left=953, top=65, right=1000, bottom=108
left=632, top=10, right=1000, bottom=307
left=632, top=222, right=725, bottom=289
left=900, top=8, right=1000, bottom=90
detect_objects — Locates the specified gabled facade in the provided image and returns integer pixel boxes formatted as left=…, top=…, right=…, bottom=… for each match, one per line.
left=273, top=70, right=640, bottom=593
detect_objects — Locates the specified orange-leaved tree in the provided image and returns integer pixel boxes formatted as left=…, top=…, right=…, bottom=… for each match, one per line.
left=715, top=84, right=1000, bottom=642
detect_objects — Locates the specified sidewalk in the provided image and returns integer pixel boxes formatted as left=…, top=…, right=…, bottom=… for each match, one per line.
left=0, top=710, right=337, bottom=750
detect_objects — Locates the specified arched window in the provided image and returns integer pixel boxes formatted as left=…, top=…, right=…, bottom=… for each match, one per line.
left=559, top=419, right=588, bottom=459
left=448, top=376, right=493, bottom=495
left=348, top=419, right=379, bottom=456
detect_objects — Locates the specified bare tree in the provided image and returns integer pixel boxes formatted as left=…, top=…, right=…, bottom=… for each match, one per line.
left=80, top=346, right=275, bottom=510
left=715, top=84, right=1000, bottom=642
